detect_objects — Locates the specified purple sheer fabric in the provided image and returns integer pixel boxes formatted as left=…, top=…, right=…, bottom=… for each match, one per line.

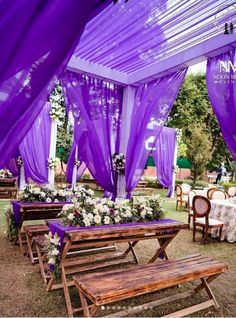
left=126, top=69, right=187, bottom=197
left=0, top=0, right=96, bottom=166
left=152, top=127, right=176, bottom=197
left=206, top=49, right=236, bottom=161
left=5, top=153, right=20, bottom=177
left=61, top=71, right=123, bottom=196
left=66, top=141, right=87, bottom=183
left=19, top=102, right=52, bottom=184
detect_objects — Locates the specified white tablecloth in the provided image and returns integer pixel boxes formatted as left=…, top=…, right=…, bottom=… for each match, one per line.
left=210, top=199, right=236, bottom=243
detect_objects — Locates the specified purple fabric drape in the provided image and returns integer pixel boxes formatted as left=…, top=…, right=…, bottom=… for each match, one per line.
left=61, top=71, right=123, bottom=196
left=66, top=141, right=87, bottom=183
left=19, top=102, right=51, bottom=184
left=5, top=153, right=20, bottom=177
left=152, top=127, right=176, bottom=197
left=206, top=49, right=236, bottom=161
left=0, top=0, right=96, bottom=167
left=126, top=69, right=187, bottom=197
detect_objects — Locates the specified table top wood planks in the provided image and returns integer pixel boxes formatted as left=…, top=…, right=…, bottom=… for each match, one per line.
left=45, top=218, right=189, bottom=317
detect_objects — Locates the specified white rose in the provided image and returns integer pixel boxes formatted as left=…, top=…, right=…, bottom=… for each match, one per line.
left=46, top=197, right=52, bottom=203
left=41, top=192, right=46, bottom=198
left=48, top=258, right=55, bottom=265
left=104, top=216, right=111, bottom=225
left=140, top=210, right=146, bottom=218
left=72, top=197, right=78, bottom=204
left=126, top=211, right=132, bottom=218
left=54, top=199, right=59, bottom=202
left=87, top=189, right=94, bottom=196
left=114, top=216, right=121, bottom=223
left=87, top=213, right=94, bottom=221
left=94, top=215, right=101, bottom=224
left=51, top=248, right=59, bottom=256
left=68, top=213, right=75, bottom=221
left=84, top=219, right=91, bottom=227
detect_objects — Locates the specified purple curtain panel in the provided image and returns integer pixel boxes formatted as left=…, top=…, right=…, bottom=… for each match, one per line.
left=0, top=0, right=95, bottom=166
left=61, top=71, right=123, bottom=196
left=206, top=49, right=236, bottom=161
left=66, top=140, right=87, bottom=183
left=19, top=102, right=52, bottom=184
left=125, top=68, right=187, bottom=197
left=152, top=127, right=176, bottom=197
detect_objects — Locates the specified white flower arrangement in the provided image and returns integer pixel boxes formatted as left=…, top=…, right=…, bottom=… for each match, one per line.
left=50, top=103, right=64, bottom=121
left=112, top=153, right=125, bottom=174
left=17, top=156, right=23, bottom=166
left=18, top=184, right=94, bottom=203
left=74, top=159, right=81, bottom=167
left=43, top=232, right=61, bottom=277
left=47, top=157, right=60, bottom=169
left=0, top=169, right=13, bottom=179
left=58, top=194, right=164, bottom=227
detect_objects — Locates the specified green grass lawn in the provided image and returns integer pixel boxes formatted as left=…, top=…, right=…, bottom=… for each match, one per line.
left=0, top=192, right=235, bottom=317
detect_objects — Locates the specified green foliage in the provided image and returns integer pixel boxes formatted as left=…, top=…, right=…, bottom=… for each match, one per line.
left=142, top=177, right=158, bottom=188
left=175, top=179, right=209, bottom=189
left=168, top=73, right=232, bottom=172
left=218, top=181, right=236, bottom=192
left=185, top=125, right=212, bottom=186
left=176, top=129, right=187, bottom=157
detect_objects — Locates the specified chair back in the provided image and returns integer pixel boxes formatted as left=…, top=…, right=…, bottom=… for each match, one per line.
left=193, top=195, right=211, bottom=219
left=228, top=186, right=236, bottom=198
left=188, top=190, right=196, bottom=211
left=207, top=187, right=218, bottom=199
left=181, top=183, right=191, bottom=195
left=211, top=189, right=227, bottom=200
left=176, top=185, right=182, bottom=197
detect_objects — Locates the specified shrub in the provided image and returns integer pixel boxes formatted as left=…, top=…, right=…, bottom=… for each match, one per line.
left=218, top=181, right=236, bottom=192
left=175, top=179, right=209, bottom=189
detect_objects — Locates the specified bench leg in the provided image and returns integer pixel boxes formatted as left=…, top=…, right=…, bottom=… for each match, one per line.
left=123, top=241, right=139, bottom=263
left=26, top=233, right=35, bottom=264
left=61, top=265, right=74, bottom=317
left=35, top=243, right=47, bottom=284
left=194, top=276, right=220, bottom=310
left=78, top=290, right=92, bottom=318
left=18, top=229, right=25, bottom=256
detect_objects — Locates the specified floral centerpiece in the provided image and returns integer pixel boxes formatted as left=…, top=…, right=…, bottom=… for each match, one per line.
left=58, top=194, right=164, bottom=227
left=0, top=169, right=13, bottom=179
left=18, top=184, right=94, bottom=203
left=112, top=153, right=125, bottom=174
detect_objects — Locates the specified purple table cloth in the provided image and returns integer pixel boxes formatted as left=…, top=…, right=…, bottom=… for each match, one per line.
left=11, top=201, right=69, bottom=226
left=48, top=218, right=178, bottom=253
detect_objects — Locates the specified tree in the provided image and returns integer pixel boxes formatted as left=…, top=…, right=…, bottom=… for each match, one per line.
left=185, top=125, right=212, bottom=185
left=168, top=73, right=233, bottom=173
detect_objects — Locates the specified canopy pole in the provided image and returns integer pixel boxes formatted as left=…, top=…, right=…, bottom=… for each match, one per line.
left=71, top=145, right=78, bottom=190
left=170, top=135, right=178, bottom=198
left=48, top=119, right=58, bottom=188
left=117, top=86, right=136, bottom=199
left=19, top=165, right=26, bottom=190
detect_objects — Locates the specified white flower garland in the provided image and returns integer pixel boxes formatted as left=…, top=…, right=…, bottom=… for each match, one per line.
left=50, top=104, right=64, bottom=121
left=74, top=159, right=81, bottom=167
left=17, top=156, right=23, bottom=166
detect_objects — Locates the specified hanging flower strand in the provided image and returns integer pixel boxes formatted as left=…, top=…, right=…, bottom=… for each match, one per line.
left=17, top=156, right=23, bottom=166
left=112, top=153, right=125, bottom=174
left=74, top=159, right=81, bottom=167
left=48, top=158, right=59, bottom=169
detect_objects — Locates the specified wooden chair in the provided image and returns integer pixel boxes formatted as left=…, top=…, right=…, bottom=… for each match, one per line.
left=193, top=195, right=224, bottom=244
left=187, top=190, right=196, bottom=226
left=207, top=187, right=218, bottom=199
left=176, top=183, right=191, bottom=210
left=228, top=186, right=236, bottom=198
left=211, top=189, right=227, bottom=200
left=74, top=254, right=228, bottom=318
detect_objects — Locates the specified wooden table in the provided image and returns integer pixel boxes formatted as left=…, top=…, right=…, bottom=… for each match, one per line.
left=0, top=177, right=17, bottom=199
left=46, top=219, right=188, bottom=317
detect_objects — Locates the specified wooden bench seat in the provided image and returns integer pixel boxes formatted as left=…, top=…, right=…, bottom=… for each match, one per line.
left=74, top=254, right=228, bottom=318
left=24, top=224, right=49, bottom=264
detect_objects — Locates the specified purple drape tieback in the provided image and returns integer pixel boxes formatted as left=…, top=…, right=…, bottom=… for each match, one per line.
left=48, top=218, right=177, bottom=254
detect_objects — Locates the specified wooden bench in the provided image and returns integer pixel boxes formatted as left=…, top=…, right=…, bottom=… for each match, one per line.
left=24, top=224, right=49, bottom=264
left=74, top=254, right=228, bottom=318
left=0, top=186, right=18, bottom=199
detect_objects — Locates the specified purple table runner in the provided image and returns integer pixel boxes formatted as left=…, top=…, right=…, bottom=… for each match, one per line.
left=11, top=201, right=70, bottom=226
left=48, top=218, right=179, bottom=253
